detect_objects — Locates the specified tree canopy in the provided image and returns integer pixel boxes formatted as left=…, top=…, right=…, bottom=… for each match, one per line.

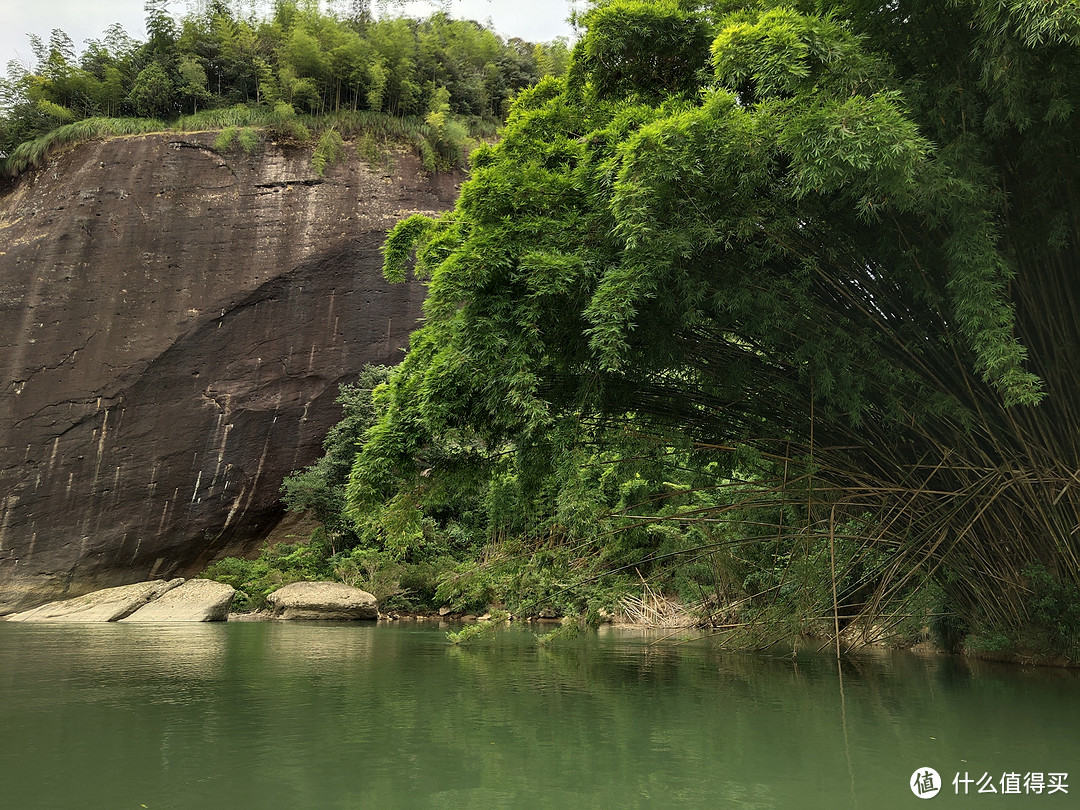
left=0, top=1, right=570, bottom=156
left=346, top=0, right=1080, bottom=649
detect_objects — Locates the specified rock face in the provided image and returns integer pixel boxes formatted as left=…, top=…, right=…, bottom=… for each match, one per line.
left=266, top=581, right=378, bottom=620
left=121, top=578, right=235, bottom=622
left=4, top=578, right=184, bottom=622
left=0, top=134, right=461, bottom=614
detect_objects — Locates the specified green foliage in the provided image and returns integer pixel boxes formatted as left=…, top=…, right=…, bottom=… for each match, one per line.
left=930, top=610, right=970, bottom=656
left=421, top=85, right=478, bottom=170
left=347, top=411, right=790, bottom=623
left=282, top=365, right=392, bottom=541
left=382, top=214, right=434, bottom=282
left=413, top=132, right=439, bottom=173
left=200, top=533, right=337, bottom=611
left=200, top=530, right=461, bottom=614
left=311, top=127, right=345, bottom=176
left=339, top=0, right=1080, bottom=652
left=127, top=62, right=174, bottom=118
left=36, top=100, right=76, bottom=124
left=1022, top=565, right=1080, bottom=653
left=2, top=102, right=491, bottom=179
left=178, top=55, right=211, bottom=113
left=356, top=131, right=381, bottom=166
left=177, top=104, right=276, bottom=130
left=962, top=565, right=1080, bottom=658
left=236, top=126, right=260, bottom=154
left=1, top=3, right=556, bottom=159
left=211, top=124, right=261, bottom=154
left=0, top=116, right=165, bottom=178
left=445, top=611, right=509, bottom=645
left=212, top=126, right=236, bottom=152
left=330, top=545, right=460, bottom=610
left=535, top=619, right=585, bottom=646
left=569, top=0, right=713, bottom=101
left=711, top=7, right=880, bottom=99
left=963, top=630, right=1016, bottom=658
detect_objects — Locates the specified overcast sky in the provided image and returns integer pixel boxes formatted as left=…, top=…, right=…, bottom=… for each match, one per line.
left=3, top=0, right=582, bottom=73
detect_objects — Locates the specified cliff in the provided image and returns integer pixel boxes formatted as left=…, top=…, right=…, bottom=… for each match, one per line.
left=0, top=132, right=459, bottom=613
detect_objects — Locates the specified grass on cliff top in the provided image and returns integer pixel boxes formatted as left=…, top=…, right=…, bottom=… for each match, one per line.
left=1, top=117, right=168, bottom=178
left=1, top=105, right=496, bottom=180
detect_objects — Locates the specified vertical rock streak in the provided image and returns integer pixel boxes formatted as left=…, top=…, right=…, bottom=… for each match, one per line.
left=0, top=134, right=460, bottom=612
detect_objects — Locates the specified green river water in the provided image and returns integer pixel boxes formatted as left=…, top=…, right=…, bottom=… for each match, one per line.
left=0, top=621, right=1077, bottom=809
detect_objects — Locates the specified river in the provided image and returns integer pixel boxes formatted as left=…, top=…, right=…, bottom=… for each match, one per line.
left=0, top=621, right=1077, bottom=808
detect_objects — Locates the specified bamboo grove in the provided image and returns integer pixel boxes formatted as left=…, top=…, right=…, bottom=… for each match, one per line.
left=333, top=0, right=1080, bottom=656
left=0, top=0, right=570, bottom=161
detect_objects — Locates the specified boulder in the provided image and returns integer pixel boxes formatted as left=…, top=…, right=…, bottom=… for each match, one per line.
left=266, top=581, right=378, bottom=620
left=121, top=579, right=235, bottom=622
left=4, top=579, right=184, bottom=622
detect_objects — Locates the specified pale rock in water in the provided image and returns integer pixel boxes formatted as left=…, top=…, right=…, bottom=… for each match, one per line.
left=4, top=580, right=184, bottom=622
left=266, top=581, right=378, bottom=620
left=121, top=579, right=236, bottom=622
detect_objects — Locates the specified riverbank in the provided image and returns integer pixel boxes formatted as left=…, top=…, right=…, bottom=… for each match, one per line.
left=191, top=511, right=1080, bottom=667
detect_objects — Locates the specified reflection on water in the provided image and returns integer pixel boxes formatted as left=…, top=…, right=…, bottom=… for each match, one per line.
left=259, top=622, right=376, bottom=670
left=1, top=621, right=1078, bottom=809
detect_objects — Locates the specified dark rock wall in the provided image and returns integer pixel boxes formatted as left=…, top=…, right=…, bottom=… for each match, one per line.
left=0, top=133, right=459, bottom=613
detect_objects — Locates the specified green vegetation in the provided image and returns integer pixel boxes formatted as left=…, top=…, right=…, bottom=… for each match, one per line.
left=279, top=0, right=1080, bottom=659
left=0, top=1, right=570, bottom=176
left=211, top=124, right=261, bottom=153
left=281, top=365, right=392, bottom=543
left=0, top=116, right=166, bottom=177
left=446, top=610, right=509, bottom=645
left=195, top=0, right=1080, bottom=660
left=201, top=533, right=338, bottom=612
left=311, top=126, right=345, bottom=175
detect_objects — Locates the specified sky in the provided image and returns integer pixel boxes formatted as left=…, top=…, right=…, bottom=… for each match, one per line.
left=2, top=0, right=583, bottom=73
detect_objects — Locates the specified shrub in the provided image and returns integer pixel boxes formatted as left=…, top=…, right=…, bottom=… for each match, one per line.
left=237, top=127, right=260, bottom=154
left=201, top=535, right=337, bottom=611
left=311, top=127, right=345, bottom=176
left=212, top=126, right=236, bottom=152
